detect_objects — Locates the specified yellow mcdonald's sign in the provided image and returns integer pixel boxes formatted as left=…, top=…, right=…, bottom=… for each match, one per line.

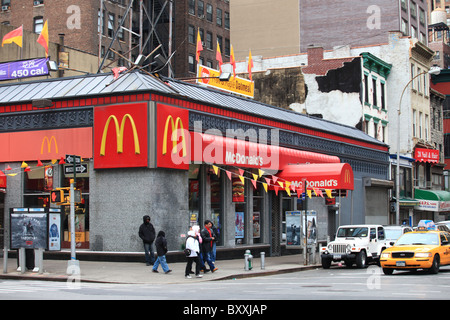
left=100, top=114, right=140, bottom=156
left=162, top=115, right=187, bottom=157
left=344, top=169, right=351, bottom=184
left=41, top=136, right=58, bottom=154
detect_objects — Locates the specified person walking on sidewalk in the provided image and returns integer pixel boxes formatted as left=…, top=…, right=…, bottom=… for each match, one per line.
left=152, top=231, right=172, bottom=274
left=201, top=220, right=218, bottom=272
left=185, top=230, right=203, bottom=279
left=138, top=215, right=156, bottom=266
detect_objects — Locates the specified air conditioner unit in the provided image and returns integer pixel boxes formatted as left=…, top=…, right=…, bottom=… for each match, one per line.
left=1, top=5, right=10, bottom=11
left=33, top=0, right=42, bottom=6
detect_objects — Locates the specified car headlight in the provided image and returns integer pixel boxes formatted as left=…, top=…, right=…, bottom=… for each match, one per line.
left=346, top=244, right=352, bottom=254
left=381, top=253, right=390, bottom=259
left=415, top=252, right=432, bottom=258
left=327, top=244, right=333, bottom=251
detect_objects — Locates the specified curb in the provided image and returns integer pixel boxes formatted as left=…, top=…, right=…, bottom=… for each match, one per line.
left=0, top=264, right=321, bottom=284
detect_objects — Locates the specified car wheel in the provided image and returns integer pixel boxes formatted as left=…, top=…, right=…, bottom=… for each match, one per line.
left=356, top=251, right=367, bottom=268
left=428, top=255, right=440, bottom=274
left=382, top=268, right=394, bottom=275
left=321, top=257, right=332, bottom=269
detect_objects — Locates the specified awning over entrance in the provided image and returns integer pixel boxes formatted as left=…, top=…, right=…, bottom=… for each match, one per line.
left=190, top=132, right=340, bottom=171
left=415, top=188, right=450, bottom=212
left=276, top=162, right=354, bottom=191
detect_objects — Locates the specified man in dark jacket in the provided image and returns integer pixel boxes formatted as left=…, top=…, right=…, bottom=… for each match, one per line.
left=138, top=215, right=156, bottom=266
left=200, top=220, right=218, bottom=272
left=152, top=231, right=171, bottom=274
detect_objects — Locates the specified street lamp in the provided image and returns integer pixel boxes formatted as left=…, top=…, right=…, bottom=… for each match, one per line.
left=395, top=65, right=441, bottom=225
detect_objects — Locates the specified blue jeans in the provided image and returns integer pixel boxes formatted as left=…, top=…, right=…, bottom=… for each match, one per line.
left=144, top=242, right=155, bottom=265
left=203, top=251, right=215, bottom=270
left=152, top=255, right=170, bottom=273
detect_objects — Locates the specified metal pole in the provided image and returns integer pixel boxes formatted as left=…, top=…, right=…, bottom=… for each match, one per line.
left=3, top=247, right=8, bottom=273
left=70, top=179, right=76, bottom=262
left=168, top=0, right=173, bottom=78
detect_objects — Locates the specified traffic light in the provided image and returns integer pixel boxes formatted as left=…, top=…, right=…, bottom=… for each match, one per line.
left=49, top=188, right=82, bottom=205
left=50, top=189, right=64, bottom=203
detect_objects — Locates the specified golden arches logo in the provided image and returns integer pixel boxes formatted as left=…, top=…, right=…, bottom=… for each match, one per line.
left=41, top=136, right=58, bottom=154
left=162, top=115, right=187, bottom=157
left=344, top=169, right=352, bottom=184
left=100, top=114, right=140, bottom=156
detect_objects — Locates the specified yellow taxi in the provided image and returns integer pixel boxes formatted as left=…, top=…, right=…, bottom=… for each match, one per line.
left=380, top=229, right=450, bottom=275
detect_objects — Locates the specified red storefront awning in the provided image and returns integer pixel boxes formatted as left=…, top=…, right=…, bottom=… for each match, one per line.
left=190, top=132, right=340, bottom=170
left=414, top=148, right=439, bottom=163
left=276, top=162, right=354, bottom=190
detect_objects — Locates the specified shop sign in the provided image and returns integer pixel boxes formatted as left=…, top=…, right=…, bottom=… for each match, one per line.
left=416, top=199, right=450, bottom=212
left=94, top=103, right=148, bottom=169
left=197, top=65, right=254, bottom=98
left=157, top=103, right=190, bottom=170
left=0, top=57, right=49, bottom=81
left=415, top=148, right=439, bottom=163
left=0, top=127, right=92, bottom=162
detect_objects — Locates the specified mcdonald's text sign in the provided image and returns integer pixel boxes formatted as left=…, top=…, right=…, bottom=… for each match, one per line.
left=157, top=104, right=189, bottom=170
left=94, top=103, right=148, bottom=169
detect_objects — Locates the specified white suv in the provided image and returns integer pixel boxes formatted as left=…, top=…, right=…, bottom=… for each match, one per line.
left=321, top=225, right=389, bottom=269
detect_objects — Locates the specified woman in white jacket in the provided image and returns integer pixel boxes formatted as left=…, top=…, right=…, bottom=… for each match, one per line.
left=185, top=230, right=203, bottom=278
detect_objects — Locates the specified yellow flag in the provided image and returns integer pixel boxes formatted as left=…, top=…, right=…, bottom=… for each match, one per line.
left=252, top=173, right=258, bottom=181
left=21, top=161, right=28, bottom=168
left=212, top=165, right=219, bottom=175
left=263, top=183, right=268, bottom=193
left=258, top=169, right=264, bottom=177
left=285, top=187, right=291, bottom=197
left=307, top=190, right=312, bottom=199
left=239, top=175, right=245, bottom=184
left=325, top=189, right=332, bottom=198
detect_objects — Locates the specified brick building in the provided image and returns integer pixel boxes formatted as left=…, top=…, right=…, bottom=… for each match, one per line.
left=172, top=0, right=230, bottom=79
left=0, top=0, right=230, bottom=78
left=299, top=0, right=428, bottom=52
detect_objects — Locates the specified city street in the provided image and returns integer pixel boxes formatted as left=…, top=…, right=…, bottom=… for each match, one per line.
left=1, top=265, right=449, bottom=301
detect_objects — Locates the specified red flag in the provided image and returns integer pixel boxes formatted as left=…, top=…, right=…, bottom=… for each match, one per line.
left=247, top=50, right=254, bottom=81
left=196, top=28, right=203, bottom=63
left=36, top=20, right=49, bottom=57
left=2, top=25, right=23, bottom=48
left=230, top=44, right=236, bottom=78
left=216, top=40, right=223, bottom=72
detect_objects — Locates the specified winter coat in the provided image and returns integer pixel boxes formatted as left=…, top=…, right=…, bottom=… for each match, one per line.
left=138, top=215, right=156, bottom=244
left=185, top=230, right=200, bottom=257
left=155, top=231, right=168, bottom=257
left=200, top=227, right=214, bottom=253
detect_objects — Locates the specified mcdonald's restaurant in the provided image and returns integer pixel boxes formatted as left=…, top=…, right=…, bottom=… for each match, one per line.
left=0, top=71, right=391, bottom=259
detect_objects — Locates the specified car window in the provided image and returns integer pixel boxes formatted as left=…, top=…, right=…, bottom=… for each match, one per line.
left=378, top=227, right=385, bottom=240
left=337, top=227, right=368, bottom=237
left=370, top=228, right=376, bottom=239
left=396, top=233, right=439, bottom=246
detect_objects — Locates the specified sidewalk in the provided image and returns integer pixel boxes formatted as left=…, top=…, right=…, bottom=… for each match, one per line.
left=0, top=254, right=320, bottom=284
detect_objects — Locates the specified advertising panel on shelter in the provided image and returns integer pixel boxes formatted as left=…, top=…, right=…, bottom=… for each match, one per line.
left=94, top=103, right=149, bottom=169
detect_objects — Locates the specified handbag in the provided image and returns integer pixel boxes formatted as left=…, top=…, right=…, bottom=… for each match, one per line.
left=184, top=248, right=191, bottom=257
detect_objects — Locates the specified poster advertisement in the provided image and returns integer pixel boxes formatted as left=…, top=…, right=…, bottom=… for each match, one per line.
left=303, top=210, right=317, bottom=245
left=286, top=211, right=301, bottom=246
left=235, top=211, right=244, bottom=239
left=232, top=176, right=245, bottom=202
left=10, top=208, right=47, bottom=249
left=48, top=211, right=61, bottom=251
left=253, top=212, right=260, bottom=238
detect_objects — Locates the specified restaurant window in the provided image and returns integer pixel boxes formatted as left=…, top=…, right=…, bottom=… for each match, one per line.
left=189, top=165, right=201, bottom=227
left=23, top=164, right=52, bottom=208
left=210, top=167, right=222, bottom=246
left=61, top=162, right=90, bottom=249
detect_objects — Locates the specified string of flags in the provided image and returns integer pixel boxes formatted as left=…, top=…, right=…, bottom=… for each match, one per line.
left=0, top=156, right=82, bottom=178
left=210, top=164, right=335, bottom=199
